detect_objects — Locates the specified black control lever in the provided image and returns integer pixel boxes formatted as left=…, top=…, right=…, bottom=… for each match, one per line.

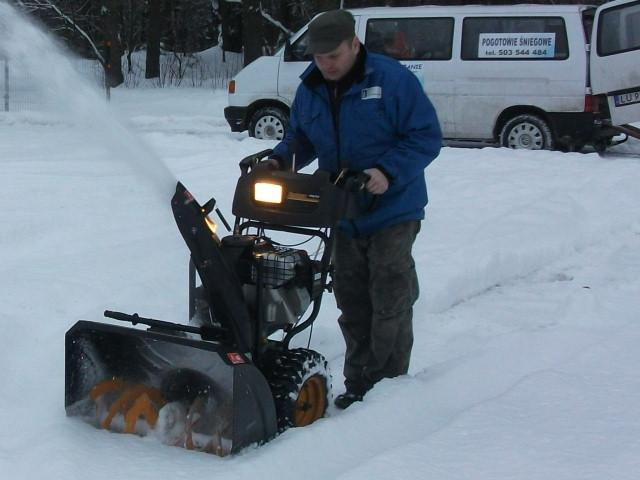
left=238, top=149, right=274, bottom=176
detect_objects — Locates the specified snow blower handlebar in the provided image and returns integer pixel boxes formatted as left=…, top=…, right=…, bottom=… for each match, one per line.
left=238, top=150, right=371, bottom=191
left=239, top=149, right=274, bottom=176
left=104, top=310, right=226, bottom=341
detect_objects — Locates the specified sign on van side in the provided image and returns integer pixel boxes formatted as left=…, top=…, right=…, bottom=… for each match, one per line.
left=478, top=33, right=556, bottom=59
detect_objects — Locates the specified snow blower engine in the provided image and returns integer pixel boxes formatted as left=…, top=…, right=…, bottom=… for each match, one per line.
left=64, top=149, right=368, bottom=456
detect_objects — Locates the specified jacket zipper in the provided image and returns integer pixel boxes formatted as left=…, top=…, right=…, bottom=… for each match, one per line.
left=330, top=84, right=345, bottom=171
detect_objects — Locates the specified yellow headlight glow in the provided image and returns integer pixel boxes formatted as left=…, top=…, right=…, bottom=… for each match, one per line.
left=204, top=214, right=218, bottom=235
left=254, top=182, right=283, bottom=204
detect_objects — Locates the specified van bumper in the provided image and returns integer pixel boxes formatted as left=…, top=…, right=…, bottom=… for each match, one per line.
left=224, top=106, right=248, bottom=132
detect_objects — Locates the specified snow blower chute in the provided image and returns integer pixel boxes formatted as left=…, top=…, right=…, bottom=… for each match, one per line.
left=65, top=150, right=368, bottom=455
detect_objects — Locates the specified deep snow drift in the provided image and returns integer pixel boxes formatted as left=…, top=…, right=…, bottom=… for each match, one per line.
left=1, top=4, right=640, bottom=479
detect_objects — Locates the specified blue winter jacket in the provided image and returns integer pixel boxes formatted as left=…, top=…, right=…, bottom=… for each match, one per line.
left=272, top=48, right=442, bottom=236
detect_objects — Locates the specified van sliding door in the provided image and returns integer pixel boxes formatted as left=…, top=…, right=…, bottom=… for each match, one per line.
left=591, top=0, right=640, bottom=125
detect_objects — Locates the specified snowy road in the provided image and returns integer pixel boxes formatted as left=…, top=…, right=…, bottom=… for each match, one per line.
left=0, top=87, right=639, bottom=480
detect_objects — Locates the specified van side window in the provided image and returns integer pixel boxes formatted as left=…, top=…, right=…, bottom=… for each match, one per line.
left=462, top=17, right=569, bottom=60
left=597, top=1, right=640, bottom=56
left=366, top=18, right=454, bottom=61
left=288, top=31, right=312, bottom=62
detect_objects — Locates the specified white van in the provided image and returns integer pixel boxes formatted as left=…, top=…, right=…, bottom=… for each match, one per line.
left=224, top=1, right=640, bottom=151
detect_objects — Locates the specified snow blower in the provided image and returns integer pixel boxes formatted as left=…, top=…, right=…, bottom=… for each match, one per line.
left=65, top=150, right=368, bottom=456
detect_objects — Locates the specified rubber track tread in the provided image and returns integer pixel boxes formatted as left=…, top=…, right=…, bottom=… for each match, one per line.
left=264, top=348, right=331, bottom=432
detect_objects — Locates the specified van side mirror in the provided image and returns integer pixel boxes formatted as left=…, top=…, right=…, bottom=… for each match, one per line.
left=284, top=39, right=293, bottom=62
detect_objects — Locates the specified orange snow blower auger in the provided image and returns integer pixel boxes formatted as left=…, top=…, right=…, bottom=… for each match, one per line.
left=65, top=150, right=369, bottom=455
left=90, top=379, right=164, bottom=433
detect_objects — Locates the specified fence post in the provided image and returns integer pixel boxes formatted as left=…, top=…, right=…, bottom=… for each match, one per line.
left=2, top=58, right=8, bottom=112
left=102, top=40, right=111, bottom=102
left=105, top=73, right=111, bottom=102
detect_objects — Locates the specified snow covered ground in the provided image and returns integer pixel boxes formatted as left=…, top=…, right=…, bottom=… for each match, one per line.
left=2, top=4, right=640, bottom=479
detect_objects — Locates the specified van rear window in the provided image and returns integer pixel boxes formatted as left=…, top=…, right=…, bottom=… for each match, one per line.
left=462, top=17, right=569, bottom=60
left=365, top=18, right=454, bottom=61
left=597, top=0, right=640, bottom=56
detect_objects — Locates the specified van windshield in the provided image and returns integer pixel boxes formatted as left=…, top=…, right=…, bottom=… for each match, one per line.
left=287, top=30, right=312, bottom=62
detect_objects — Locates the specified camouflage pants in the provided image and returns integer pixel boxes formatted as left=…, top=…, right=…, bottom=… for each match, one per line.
left=333, top=220, right=420, bottom=394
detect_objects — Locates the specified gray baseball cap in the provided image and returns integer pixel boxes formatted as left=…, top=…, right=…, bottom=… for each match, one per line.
left=305, top=10, right=356, bottom=55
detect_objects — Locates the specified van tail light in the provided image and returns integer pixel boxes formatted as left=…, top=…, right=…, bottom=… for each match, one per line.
left=584, top=95, right=594, bottom=113
left=228, top=80, right=236, bottom=94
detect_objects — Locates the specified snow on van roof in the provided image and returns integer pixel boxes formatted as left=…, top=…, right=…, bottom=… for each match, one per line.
left=346, top=4, right=593, bottom=16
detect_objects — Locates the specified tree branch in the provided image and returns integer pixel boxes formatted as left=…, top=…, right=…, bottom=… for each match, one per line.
left=259, top=2, right=293, bottom=37
left=16, top=0, right=105, bottom=63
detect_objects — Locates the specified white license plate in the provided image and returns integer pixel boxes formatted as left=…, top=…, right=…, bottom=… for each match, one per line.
left=614, top=89, right=640, bottom=107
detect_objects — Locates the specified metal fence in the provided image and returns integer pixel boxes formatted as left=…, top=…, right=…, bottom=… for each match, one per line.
left=121, top=50, right=244, bottom=89
left=1, top=57, right=107, bottom=112
left=2, top=56, right=8, bottom=112
left=1, top=52, right=242, bottom=112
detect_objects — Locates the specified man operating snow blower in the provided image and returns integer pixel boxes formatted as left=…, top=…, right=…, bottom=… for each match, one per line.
left=64, top=10, right=441, bottom=457
left=268, top=10, right=442, bottom=409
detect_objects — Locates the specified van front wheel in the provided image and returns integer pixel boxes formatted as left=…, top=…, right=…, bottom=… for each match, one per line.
left=249, top=107, right=288, bottom=141
left=500, top=114, right=554, bottom=150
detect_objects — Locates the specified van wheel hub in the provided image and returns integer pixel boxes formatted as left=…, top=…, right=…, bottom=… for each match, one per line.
left=508, top=122, right=542, bottom=148
left=249, top=107, right=288, bottom=141
left=500, top=114, right=554, bottom=150
left=255, top=116, right=281, bottom=139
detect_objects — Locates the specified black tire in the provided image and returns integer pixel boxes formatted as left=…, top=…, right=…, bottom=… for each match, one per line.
left=263, top=348, right=331, bottom=432
left=500, top=114, right=555, bottom=150
left=249, top=107, right=288, bottom=141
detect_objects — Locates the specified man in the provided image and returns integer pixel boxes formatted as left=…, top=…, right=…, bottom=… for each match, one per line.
left=270, top=9, right=442, bottom=409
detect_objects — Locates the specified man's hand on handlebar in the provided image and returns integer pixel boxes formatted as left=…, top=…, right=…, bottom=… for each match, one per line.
left=238, top=149, right=281, bottom=175
left=262, top=158, right=282, bottom=170
left=363, top=168, right=389, bottom=195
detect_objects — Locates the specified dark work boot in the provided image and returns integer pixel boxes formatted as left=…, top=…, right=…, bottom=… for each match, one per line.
left=334, top=391, right=364, bottom=410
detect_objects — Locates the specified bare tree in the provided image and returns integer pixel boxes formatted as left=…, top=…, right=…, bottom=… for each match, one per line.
left=15, top=0, right=105, bottom=63
left=220, top=0, right=243, bottom=55
left=13, top=0, right=124, bottom=86
left=146, top=0, right=161, bottom=78
left=121, top=0, right=145, bottom=73
left=241, top=0, right=263, bottom=66
left=101, top=0, right=124, bottom=86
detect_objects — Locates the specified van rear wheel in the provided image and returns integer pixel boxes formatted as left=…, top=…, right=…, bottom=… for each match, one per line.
left=249, top=107, right=288, bottom=141
left=500, top=114, right=554, bottom=150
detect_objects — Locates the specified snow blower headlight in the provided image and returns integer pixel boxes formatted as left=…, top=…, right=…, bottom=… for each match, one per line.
left=254, top=182, right=283, bottom=204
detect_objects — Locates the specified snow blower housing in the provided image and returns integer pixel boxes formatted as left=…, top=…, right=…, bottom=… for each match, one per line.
left=65, top=150, right=367, bottom=456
